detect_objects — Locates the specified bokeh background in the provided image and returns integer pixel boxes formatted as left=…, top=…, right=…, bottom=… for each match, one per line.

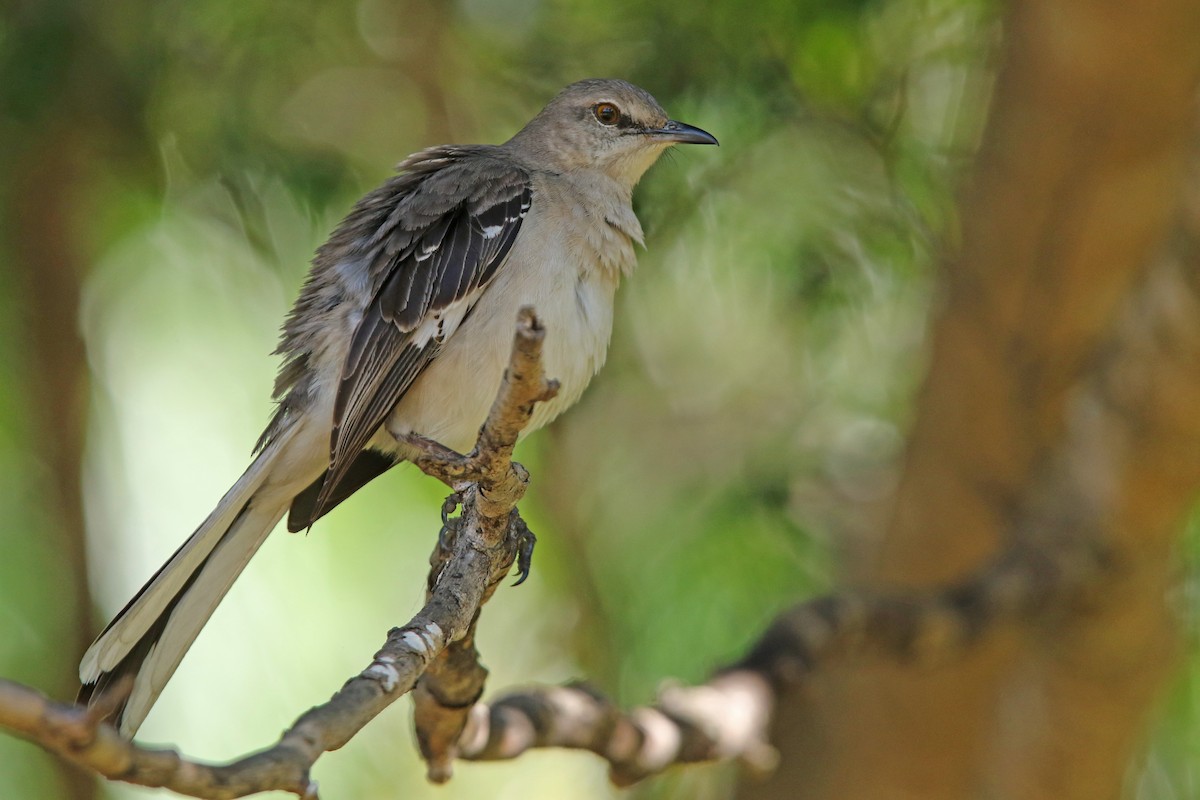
left=0, top=0, right=1194, bottom=798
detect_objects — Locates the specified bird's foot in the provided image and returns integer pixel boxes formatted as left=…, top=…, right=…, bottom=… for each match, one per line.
left=507, top=511, right=537, bottom=586
left=435, top=493, right=463, bottom=561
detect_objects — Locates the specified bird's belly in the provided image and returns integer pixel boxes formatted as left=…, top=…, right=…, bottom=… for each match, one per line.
left=382, top=263, right=618, bottom=455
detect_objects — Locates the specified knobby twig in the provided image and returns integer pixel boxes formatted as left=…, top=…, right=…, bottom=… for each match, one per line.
left=0, top=307, right=557, bottom=799
left=400, top=305, right=558, bottom=781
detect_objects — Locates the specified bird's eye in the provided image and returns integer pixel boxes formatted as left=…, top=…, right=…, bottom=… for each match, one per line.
left=593, top=102, right=621, bottom=126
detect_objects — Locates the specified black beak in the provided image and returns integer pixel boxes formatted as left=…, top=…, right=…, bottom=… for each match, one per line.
left=649, top=120, right=719, bottom=146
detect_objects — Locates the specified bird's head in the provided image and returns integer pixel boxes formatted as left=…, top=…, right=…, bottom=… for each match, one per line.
left=507, top=78, right=717, bottom=189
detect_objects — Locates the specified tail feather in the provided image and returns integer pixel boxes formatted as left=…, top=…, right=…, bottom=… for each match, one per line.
left=79, top=422, right=308, bottom=737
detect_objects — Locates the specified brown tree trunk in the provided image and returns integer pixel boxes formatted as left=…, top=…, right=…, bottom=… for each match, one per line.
left=743, top=1, right=1200, bottom=798
left=3, top=118, right=99, bottom=800
left=0, top=5, right=154, bottom=798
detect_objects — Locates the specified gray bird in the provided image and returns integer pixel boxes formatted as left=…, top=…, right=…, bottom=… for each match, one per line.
left=78, top=78, right=717, bottom=736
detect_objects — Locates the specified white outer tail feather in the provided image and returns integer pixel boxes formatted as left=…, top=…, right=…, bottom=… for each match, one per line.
left=79, top=420, right=312, bottom=737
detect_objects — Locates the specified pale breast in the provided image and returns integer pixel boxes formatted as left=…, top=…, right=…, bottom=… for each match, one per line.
left=381, top=172, right=631, bottom=454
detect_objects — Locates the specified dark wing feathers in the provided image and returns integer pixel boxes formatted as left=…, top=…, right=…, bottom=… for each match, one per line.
left=288, top=450, right=398, bottom=533
left=329, top=340, right=430, bottom=492
left=432, top=213, right=474, bottom=307
left=305, top=148, right=532, bottom=522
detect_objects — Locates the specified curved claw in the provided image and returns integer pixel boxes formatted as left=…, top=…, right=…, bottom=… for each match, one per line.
left=434, top=493, right=464, bottom=562
left=509, top=515, right=537, bottom=586
left=440, top=493, right=462, bottom=526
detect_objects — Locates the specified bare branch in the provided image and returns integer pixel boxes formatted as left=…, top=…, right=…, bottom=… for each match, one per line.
left=401, top=304, right=559, bottom=781
left=0, top=308, right=556, bottom=799
left=459, top=676, right=779, bottom=786
left=0, top=487, right=1121, bottom=796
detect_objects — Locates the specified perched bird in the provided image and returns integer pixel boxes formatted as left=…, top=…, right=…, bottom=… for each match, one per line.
left=78, top=78, right=717, bottom=736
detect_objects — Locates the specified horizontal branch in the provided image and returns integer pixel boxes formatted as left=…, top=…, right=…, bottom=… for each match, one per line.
left=460, top=675, right=779, bottom=785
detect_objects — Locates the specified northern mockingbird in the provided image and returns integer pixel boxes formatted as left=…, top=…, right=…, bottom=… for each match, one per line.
left=78, top=78, right=717, bottom=735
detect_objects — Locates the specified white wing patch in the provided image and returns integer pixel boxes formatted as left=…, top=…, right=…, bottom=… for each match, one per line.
left=408, top=287, right=484, bottom=351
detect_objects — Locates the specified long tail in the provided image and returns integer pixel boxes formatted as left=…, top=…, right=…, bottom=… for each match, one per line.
left=78, top=421, right=315, bottom=737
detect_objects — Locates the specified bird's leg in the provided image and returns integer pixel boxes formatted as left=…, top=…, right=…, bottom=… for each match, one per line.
left=507, top=511, right=537, bottom=586
left=434, top=492, right=463, bottom=560
left=398, top=432, right=472, bottom=488
left=400, top=431, right=536, bottom=582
